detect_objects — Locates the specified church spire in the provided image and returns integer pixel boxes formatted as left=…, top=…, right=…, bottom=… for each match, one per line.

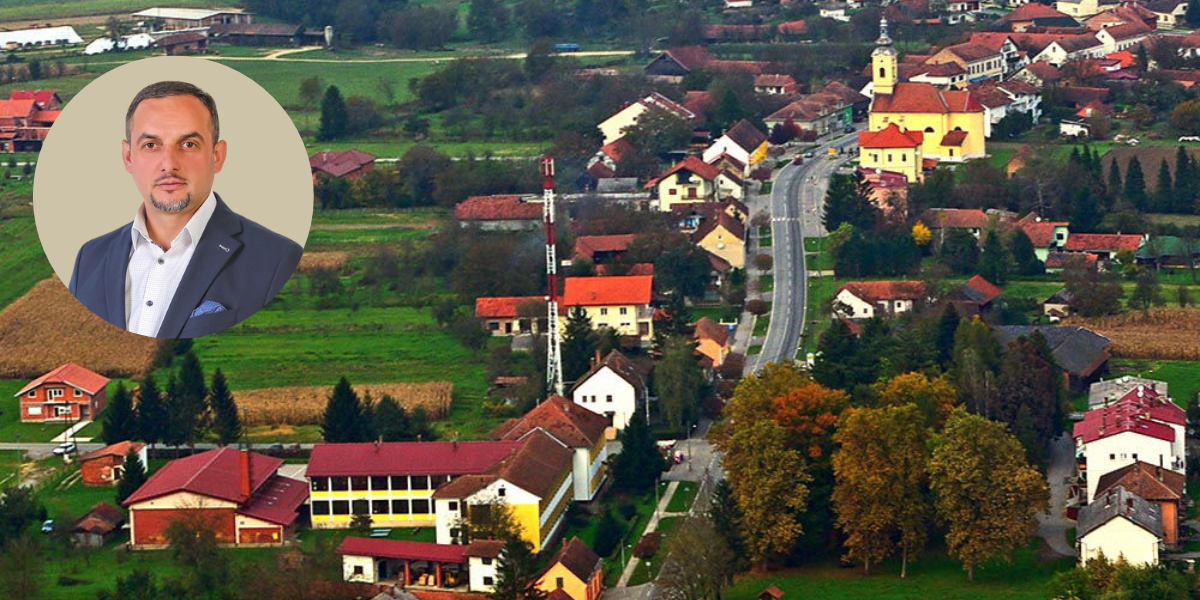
left=876, top=16, right=892, bottom=47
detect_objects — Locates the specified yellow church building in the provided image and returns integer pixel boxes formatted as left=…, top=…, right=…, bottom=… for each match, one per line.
left=867, top=18, right=987, bottom=163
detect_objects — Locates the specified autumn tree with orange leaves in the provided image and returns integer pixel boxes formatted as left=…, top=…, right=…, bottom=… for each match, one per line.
left=873, top=372, right=958, bottom=431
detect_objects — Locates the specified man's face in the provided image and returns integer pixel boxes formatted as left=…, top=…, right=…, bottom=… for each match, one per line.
left=122, top=95, right=226, bottom=214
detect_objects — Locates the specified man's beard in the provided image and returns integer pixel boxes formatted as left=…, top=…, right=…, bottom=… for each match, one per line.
left=150, top=190, right=191, bottom=213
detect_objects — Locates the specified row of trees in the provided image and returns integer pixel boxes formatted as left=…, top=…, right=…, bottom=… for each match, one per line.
left=320, top=376, right=438, bottom=443
left=713, top=363, right=1047, bottom=580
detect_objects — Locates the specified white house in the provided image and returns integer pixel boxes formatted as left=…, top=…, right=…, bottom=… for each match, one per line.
left=491, top=395, right=611, bottom=502
left=1095, top=21, right=1152, bottom=54
left=466, top=539, right=504, bottom=592
left=1074, top=403, right=1184, bottom=502
left=833, top=281, right=927, bottom=320
left=570, top=350, right=647, bottom=434
left=1077, top=486, right=1164, bottom=566
left=598, top=92, right=696, bottom=145
left=702, top=119, right=768, bottom=175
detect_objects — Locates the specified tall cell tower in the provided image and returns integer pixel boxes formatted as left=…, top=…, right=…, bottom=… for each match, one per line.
left=540, top=156, right=564, bottom=397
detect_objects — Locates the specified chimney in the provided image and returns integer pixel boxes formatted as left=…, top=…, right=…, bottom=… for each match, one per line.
left=239, top=449, right=251, bottom=501
left=1158, top=455, right=1164, bottom=480
left=594, top=350, right=602, bottom=365
left=374, top=439, right=381, bottom=452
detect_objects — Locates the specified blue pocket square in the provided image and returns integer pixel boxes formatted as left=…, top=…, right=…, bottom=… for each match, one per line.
left=190, top=301, right=227, bottom=317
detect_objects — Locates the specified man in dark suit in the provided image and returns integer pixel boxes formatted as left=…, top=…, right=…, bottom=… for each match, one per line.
left=68, top=80, right=302, bottom=338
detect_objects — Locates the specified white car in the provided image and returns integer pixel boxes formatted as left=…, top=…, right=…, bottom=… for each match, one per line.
left=52, top=442, right=76, bottom=456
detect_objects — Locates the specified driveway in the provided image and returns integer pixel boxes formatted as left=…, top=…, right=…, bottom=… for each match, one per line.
left=1037, top=433, right=1078, bottom=557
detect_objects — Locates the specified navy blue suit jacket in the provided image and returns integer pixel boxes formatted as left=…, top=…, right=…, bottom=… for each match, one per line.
left=68, top=193, right=303, bottom=338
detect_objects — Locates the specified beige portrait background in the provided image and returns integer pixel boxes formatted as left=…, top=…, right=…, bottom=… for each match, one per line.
left=33, top=55, right=312, bottom=283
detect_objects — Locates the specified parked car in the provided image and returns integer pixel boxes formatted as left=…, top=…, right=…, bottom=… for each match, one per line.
left=843, top=125, right=856, bottom=134
left=792, top=155, right=804, bottom=165
left=803, top=151, right=814, bottom=158
left=40, top=520, right=54, bottom=533
left=52, top=442, right=76, bottom=456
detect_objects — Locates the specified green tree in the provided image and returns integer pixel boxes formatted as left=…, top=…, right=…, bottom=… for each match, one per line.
left=373, top=395, right=412, bottom=442
left=1129, top=268, right=1164, bottom=317
left=113, top=568, right=159, bottom=600
left=101, top=383, right=138, bottom=445
left=655, top=335, right=705, bottom=430
left=1008, top=229, right=1044, bottom=276
left=655, top=243, right=712, bottom=299
left=135, top=373, right=168, bottom=447
left=978, top=231, right=1010, bottom=285
left=1124, top=156, right=1147, bottom=211
left=160, top=373, right=188, bottom=447
left=928, top=409, right=1048, bottom=581
left=1189, top=0, right=1200, bottom=25
left=175, top=351, right=208, bottom=448
left=562, top=306, right=596, bottom=384
left=833, top=405, right=930, bottom=576
left=524, top=38, right=556, bottom=83
left=997, top=334, right=1064, bottom=466
left=657, top=513, right=735, bottom=600
left=164, top=512, right=231, bottom=598
left=823, top=172, right=878, bottom=232
left=951, top=316, right=1002, bottom=419
left=707, top=478, right=747, bottom=572
left=1170, top=99, right=1200, bottom=135
left=490, top=529, right=546, bottom=600
left=714, top=89, right=746, bottom=132
left=208, top=369, right=241, bottom=446
left=1107, top=160, right=1122, bottom=201
left=939, top=228, right=980, bottom=274
left=811, top=319, right=861, bottom=390
left=468, top=0, right=511, bottom=42
left=116, top=448, right=148, bottom=505
left=611, top=412, right=665, bottom=492
left=1064, top=260, right=1123, bottom=317
left=320, top=377, right=374, bottom=443
left=1155, top=159, right=1174, bottom=213
left=0, top=486, right=47, bottom=546
left=1179, top=284, right=1193, bottom=307
left=318, top=85, right=349, bottom=141
left=298, top=76, right=323, bottom=107
left=592, top=508, right=624, bottom=557
left=0, top=535, right=42, bottom=600
left=936, top=303, right=960, bottom=368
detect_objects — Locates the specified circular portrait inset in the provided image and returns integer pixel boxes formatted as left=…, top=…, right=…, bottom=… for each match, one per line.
left=33, top=56, right=312, bottom=339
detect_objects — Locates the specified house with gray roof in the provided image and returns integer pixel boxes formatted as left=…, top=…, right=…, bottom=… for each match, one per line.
left=1077, top=485, right=1164, bottom=566
left=993, top=325, right=1110, bottom=390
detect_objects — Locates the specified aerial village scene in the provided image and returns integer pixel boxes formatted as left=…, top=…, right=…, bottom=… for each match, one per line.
left=9, top=0, right=1200, bottom=599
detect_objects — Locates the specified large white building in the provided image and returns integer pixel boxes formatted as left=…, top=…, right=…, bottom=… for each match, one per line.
left=0, top=26, right=83, bottom=50
left=1074, top=385, right=1187, bottom=502
left=571, top=350, right=648, bottom=434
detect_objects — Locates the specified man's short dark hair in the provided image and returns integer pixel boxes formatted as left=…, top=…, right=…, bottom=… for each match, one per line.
left=125, top=80, right=219, bottom=143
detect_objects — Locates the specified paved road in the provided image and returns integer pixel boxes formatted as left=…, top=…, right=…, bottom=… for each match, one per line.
left=749, top=131, right=860, bottom=372
left=1037, top=433, right=1079, bottom=557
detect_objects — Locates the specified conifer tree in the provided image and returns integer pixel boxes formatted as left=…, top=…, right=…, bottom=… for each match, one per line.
left=978, top=231, right=1010, bottom=285
left=562, top=306, right=596, bottom=384
left=208, top=369, right=241, bottom=447
left=135, top=373, right=168, bottom=447
left=611, top=412, right=665, bottom=492
left=318, top=85, right=348, bottom=141
left=101, top=383, right=138, bottom=445
left=1125, top=156, right=1147, bottom=211
left=175, top=352, right=208, bottom=448
left=160, top=373, right=188, bottom=448
left=1008, top=229, right=1044, bottom=276
left=1107, top=160, right=1122, bottom=203
left=1156, top=159, right=1174, bottom=213
left=373, top=395, right=412, bottom=442
left=116, top=448, right=147, bottom=505
left=321, top=377, right=373, bottom=442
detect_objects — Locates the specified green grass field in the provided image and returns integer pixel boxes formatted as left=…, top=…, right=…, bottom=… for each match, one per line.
left=0, top=216, right=55, bottom=309
left=665, top=481, right=696, bottom=513
left=0, top=0, right=224, bottom=20
left=725, top=542, right=1072, bottom=600
left=0, top=380, right=70, bottom=443
left=753, top=315, right=770, bottom=337
left=1106, top=359, right=1200, bottom=407
left=760, top=274, right=775, bottom=293
left=627, top=515, right=682, bottom=585
left=561, top=481, right=669, bottom=587
left=0, top=449, right=24, bottom=488
left=801, top=275, right=840, bottom=356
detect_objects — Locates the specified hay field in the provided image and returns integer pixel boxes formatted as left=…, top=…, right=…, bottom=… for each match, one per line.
left=1068, top=308, right=1200, bottom=360
left=236, top=382, right=452, bottom=426
left=0, top=278, right=162, bottom=378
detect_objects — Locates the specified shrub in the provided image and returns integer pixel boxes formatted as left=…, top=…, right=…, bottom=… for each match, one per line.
left=633, top=532, right=661, bottom=559
left=745, top=298, right=769, bottom=316
left=618, top=501, right=638, bottom=521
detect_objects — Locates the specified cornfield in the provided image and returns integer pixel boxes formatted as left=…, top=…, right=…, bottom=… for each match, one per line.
left=1067, top=308, right=1200, bottom=360
left=296, top=251, right=348, bottom=274
left=0, top=278, right=164, bottom=379
left=236, top=382, right=453, bottom=426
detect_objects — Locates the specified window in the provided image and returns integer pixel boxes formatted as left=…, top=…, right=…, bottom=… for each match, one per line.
left=949, top=149, right=955, bottom=157
left=430, top=475, right=448, bottom=488
left=489, top=322, right=499, bottom=331
left=600, top=308, right=608, bottom=316
left=669, top=188, right=677, bottom=195
left=311, top=477, right=329, bottom=492
left=924, top=127, right=934, bottom=133
left=312, top=500, right=330, bottom=515
left=370, top=476, right=389, bottom=491
left=372, top=500, right=390, bottom=514
left=392, top=499, right=410, bottom=514
left=27, top=406, right=41, bottom=415
left=483, top=558, right=492, bottom=566
left=412, top=499, right=431, bottom=514
left=871, top=153, right=879, bottom=162
left=887, top=154, right=893, bottom=162
left=332, top=500, right=350, bottom=515
left=352, top=500, right=369, bottom=515
left=25, top=390, right=34, bottom=398
left=619, top=307, right=628, bottom=315
left=354, top=565, right=364, bottom=576
left=483, top=576, right=494, bottom=586
left=498, top=487, right=507, bottom=497
left=1132, top=453, right=1138, bottom=460
left=47, top=388, right=63, bottom=400
left=879, top=67, right=886, bottom=78
left=1110, top=454, right=1116, bottom=460
left=901, top=154, right=906, bottom=161
left=350, top=476, right=368, bottom=491
left=557, top=578, right=565, bottom=589
left=606, top=395, right=613, bottom=403
left=74, top=388, right=83, bottom=397
left=390, top=476, right=407, bottom=491
left=411, top=475, right=430, bottom=490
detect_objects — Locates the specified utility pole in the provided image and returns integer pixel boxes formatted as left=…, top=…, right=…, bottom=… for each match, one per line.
left=541, top=156, right=564, bottom=397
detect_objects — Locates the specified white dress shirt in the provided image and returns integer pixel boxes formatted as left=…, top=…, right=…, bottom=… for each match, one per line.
left=125, top=190, right=217, bottom=337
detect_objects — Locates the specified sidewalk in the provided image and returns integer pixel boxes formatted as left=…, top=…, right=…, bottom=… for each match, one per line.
left=51, top=420, right=92, bottom=443
left=616, top=481, right=679, bottom=587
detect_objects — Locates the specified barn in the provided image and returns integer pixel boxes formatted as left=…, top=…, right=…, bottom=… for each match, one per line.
left=122, top=447, right=308, bottom=547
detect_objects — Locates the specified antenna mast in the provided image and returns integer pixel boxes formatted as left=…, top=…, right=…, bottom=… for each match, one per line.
left=540, top=156, right=564, bottom=398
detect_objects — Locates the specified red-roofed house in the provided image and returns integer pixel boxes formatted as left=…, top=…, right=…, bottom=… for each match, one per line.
left=536, top=537, right=603, bottom=600
left=694, top=317, right=732, bottom=369
left=1013, top=60, right=1063, bottom=88
left=562, top=276, right=654, bottom=343
left=1074, top=392, right=1185, bottom=501
left=1015, top=213, right=1071, bottom=260
left=597, top=92, right=697, bottom=145
left=777, top=20, right=808, bottom=37
left=870, top=23, right=988, bottom=163
left=919, top=207, right=991, bottom=242
left=309, top=149, right=375, bottom=183
left=123, top=448, right=309, bottom=547
left=475, top=295, right=545, bottom=336
left=1001, top=2, right=1080, bottom=31
left=833, top=280, right=928, bottom=319
left=926, top=42, right=1005, bottom=80
left=10, top=90, right=62, bottom=111
left=79, top=440, right=147, bottom=486
left=338, top=536, right=479, bottom=589
left=16, top=363, right=109, bottom=422
left=648, top=156, right=722, bottom=211
left=1094, top=461, right=1185, bottom=546
left=702, top=119, right=768, bottom=175
left=858, top=122, right=925, bottom=183
left=574, top=234, right=636, bottom=264
left=1095, top=20, right=1152, bottom=53
left=571, top=349, right=648, bottom=435
left=693, top=211, right=746, bottom=269
left=0, top=93, right=55, bottom=152
left=1063, top=232, right=1144, bottom=261
left=755, top=73, right=798, bottom=95
left=947, top=274, right=1002, bottom=316
left=455, top=195, right=543, bottom=231
left=493, top=395, right=610, bottom=501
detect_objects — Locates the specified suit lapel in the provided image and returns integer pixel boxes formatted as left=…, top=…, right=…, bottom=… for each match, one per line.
left=155, top=193, right=243, bottom=338
left=104, top=225, right=133, bottom=329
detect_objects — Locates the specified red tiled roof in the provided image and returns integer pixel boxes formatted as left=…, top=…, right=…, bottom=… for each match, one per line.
left=475, top=296, right=544, bottom=319
left=694, top=317, right=729, bottom=346
left=777, top=20, right=807, bottom=35
left=1063, top=233, right=1142, bottom=253
left=1002, top=2, right=1073, bottom=21
left=159, top=32, right=206, bottom=45
left=1103, top=20, right=1151, bottom=40
left=1073, top=410, right=1175, bottom=444
left=600, top=137, right=634, bottom=164
left=1021, top=60, right=1062, bottom=82
left=940, top=130, right=968, bottom=146
left=16, top=362, right=110, bottom=396
left=72, top=503, right=125, bottom=535
left=454, top=195, right=542, bottom=221
left=1046, top=251, right=1097, bottom=269
left=32, top=110, right=59, bottom=122
left=915, top=62, right=967, bottom=77
left=307, top=440, right=522, bottom=477
left=1094, top=461, right=1185, bottom=502
left=663, top=46, right=715, bottom=71
left=1016, top=213, right=1069, bottom=247
left=943, top=41, right=1000, bottom=62
left=625, top=263, right=655, bottom=276
left=570, top=349, right=647, bottom=396
left=574, top=234, right=636, bottom=261
left=1112, top=385, right=1186, bottom=425
left=0, top=98, right=36, bottom=119
left=79, top=441, right=145, bottom=463
left=491, top=395, right=609, bottom=448
left=123, top=448, right=282, bottom=506
left=838, top=280, right=927, bottom=302
left=755, top=73, right=796, bottom=88
left=640, top=92, right=697, bottom=122
left=921, top=208, right=988, bottom=229
left=432, top=430, right=573, bottom=499
left=547, top=537, right=602, bottom=583
left=238, top=474, right=308, bottom=526
left=646, top=156, right=721, bottom=187
left=692, top=211, right=745, bottom=244
left=872, top=83, right=983, bottom=113
left=309, top=149, right=375, bottom=177
left=563, top=275, right=653, bottom=306
left=858, top=123, right=923, bottom=149
left=10, top=90, right=58, bottom=106
left=1107, top=49, right=1136, bottom=68
left=465, top=539, right=505, bottom=558
left=338, top=537, right=469, bottom=563
left=965, top=274, right=1002, bottom=304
